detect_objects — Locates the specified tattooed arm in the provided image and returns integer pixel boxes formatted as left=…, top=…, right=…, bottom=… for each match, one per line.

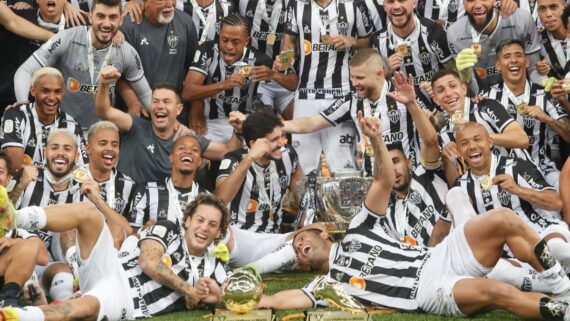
left=139, top=239, right=200, bottom=309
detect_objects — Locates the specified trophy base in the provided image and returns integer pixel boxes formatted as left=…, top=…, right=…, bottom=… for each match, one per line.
left=305, top=310, right=371, bottom=321
left=210, top=309, right=274, bottom=321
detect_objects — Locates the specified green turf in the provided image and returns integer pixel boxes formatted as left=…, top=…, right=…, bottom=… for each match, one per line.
left=146, top=272, right=520, bottom=321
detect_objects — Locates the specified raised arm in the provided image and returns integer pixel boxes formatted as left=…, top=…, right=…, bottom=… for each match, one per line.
left=95, top=66, right=133, bottom=132
left=360, top=112, right=394, bottom=215
left=0, top=2, right=53, bottom=41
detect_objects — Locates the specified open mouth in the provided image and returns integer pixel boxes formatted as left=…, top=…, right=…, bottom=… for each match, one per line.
left=154, top=111, right=167, bottom=121
left=472, top=9, right=486, bottom=19
left=195, top=233, right=207, bottom=244
left=46, top=0, right=57, bottom=11
left=181, top=156, right=193, bottom=164
left=102, top=153, right=114, bottom=166
left=469, top=151, right=482, bottom=163
left=507, top=66, right=521, bottom=76
left=52, top=158, right=68, bottom=171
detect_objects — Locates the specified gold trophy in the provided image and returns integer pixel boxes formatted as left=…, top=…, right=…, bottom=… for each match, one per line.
left=212, top=266, right=273, bottom=321
left=562, top=79, right=570, bottom=93
left=306, top=275, right=370, bottom=321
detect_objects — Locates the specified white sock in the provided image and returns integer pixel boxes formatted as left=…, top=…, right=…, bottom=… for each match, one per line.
left=15, top=206, right=46, bottom=230
left=49, top=272, right=74, bottom=301
left=540, top=261, right=570, bottom=295
left=12, top=306, right=45, bottom=321
left=547, top=238, right=570, bottom=274
left=252, top=240, right=298, bottom=274
left=487, top=259, right=550, bottom=293
left=445, top=187, right=477, bottom=227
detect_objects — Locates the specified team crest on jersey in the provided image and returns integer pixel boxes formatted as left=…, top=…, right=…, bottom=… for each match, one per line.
left=278, top=175, right=289, bottom=188
left=337, top=21, right=349, bottom=35
left=498, top=190, right=510, bottom=206
left=419, top=52, right=430, bottom=65
left=114, top=197, right=127, bottom=213
left=408, top=190, right=422, bottom=205
left=74, top=63, right=86, bottom=72
left=523, top=115, right=536, bottom=128
left=245, top=9, right=254, bottom=18
left=448, top=0, right=458, bottom=12
left=387, top=109, right=400, bottom=123
left=168, top=34, right=179, bottom=49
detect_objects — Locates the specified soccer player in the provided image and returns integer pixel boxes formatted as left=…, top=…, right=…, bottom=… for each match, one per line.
left=0, top=68, right=88, bottom=173
left=485, top=40, right=570, bottom=190
left=454, top=122, right=570, bottom=271
left=13, top=0, right=152, bottom=131
left=431, top=70, right=529, bottom=183
left=0, top=193, right=231, bottom=320
left=94, top=65, right=243, bottom=183
left=80, top=121, right=136, bottom=247
left=183, top=14, right=297, bottom=141
left=371, top=0, right=454, bottom=101
left=128, top=134, right=209, bottom=229
left=216, top=111, right=302, bottom=233
left=281, top=0, right=372, bottom=174
left=447, top=0, right=542, bottom=93
left=120, top=0, right=198, bottom=122
left=259, top=115, right=570, bottom=321
left=183, top=0, right=236, bottom=44
left=537, top=0, right=568, bottom=79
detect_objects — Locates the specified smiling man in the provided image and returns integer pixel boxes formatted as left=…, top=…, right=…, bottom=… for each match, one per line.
left=13, top=0, right=152, bottom=131
left=0, top=67, right=87, bottom=173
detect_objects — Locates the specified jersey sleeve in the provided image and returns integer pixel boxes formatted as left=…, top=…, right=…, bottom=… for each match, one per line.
left=0, top=108, right=26, bottom=149
left=320, top=95, right=353, bottom=126
left=284, top=1, right=299, bottom=36
left=515, top=159, right=554, bottom=192
left=544, top=95, right=568, bottom=121
left=195, top=134, right=211, bottom=153
left=189, top=41, right=215, bottom=75
left=33, top=29, right=72, bottom=66
left=217, top=152, right=243, bottom=180
left=140, top=220, right=180, bottom=250
left=521, top=11, right=541, bottom=55
left=355, top=0, right=373, bottom=37
left=120, top=45, right=146, bottom=82
left=479, top=100, right=515, bottom=133
left=127, top=184, right=150, bottom=228
left=428, top=23, right=453, bottom=64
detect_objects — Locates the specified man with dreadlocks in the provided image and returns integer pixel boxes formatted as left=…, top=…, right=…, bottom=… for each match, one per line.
left=182, top=14, right=298, bottom=142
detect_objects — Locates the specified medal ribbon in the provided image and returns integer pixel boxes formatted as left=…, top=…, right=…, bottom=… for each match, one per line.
left=84, top=166, right=116, bottom=209
left=259, top=0, right=283, bottom=34
left=190, top=0, right=215, bottom=44
left=547, top=32, right=570, bottom=70
left=387, top=15, right=420, bottom=50
left=311, top=0, right=338, bottom=37
left=502, top=81, right=531, bottom=107
left=470, top=9, right=498, bottom=44
left=86, top=27, right=113, bottom=88
left=251, top=161, right=277, bottom=214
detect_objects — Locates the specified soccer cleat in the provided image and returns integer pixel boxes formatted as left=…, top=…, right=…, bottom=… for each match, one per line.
left=312, top=275, right=365, bottom=312
left=0, top=307, right=18, bottom=321
left=0, top=186, right=16, bottom=238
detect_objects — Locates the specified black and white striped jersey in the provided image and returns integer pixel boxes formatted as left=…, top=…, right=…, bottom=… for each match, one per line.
left=78, top=169, right=137, bottom=217
left=438, top=98, right=525, bottom=158
left=239, top=0, right=290, bottom=59
left=182, top=0, right=237, bottom=44
left=128, top=177, right=209, bottom=228
left=370, top=15, right=453, bottom=87
left=190, top=41, right=272, bottom=120
left=415, top=0, right=464, bottom=30
left=484, top=82, right=567, bottom=172
left=217, top=145, right=299, bottom=233
left=320, top=85, right=421, bottom=175
left=284, top=0, right=372, bottom=100
left=539, top=30, right=569, bottom=79
left=453, top=155, right=563, bottom=233
left=0, top=103, right=88, bottom=167
left=363, top=0, right=386, bottom=32
left=120, top=220, right=230, bottom=318
left=379, top=166, right=450, bottom=247
left=302, top=204, right=430, bottom=311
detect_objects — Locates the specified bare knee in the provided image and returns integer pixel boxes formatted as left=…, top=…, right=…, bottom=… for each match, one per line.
left=486, top=208, right=526, bottom=234
left=42, top=263, right=72, bottom=289
left=481, top=283, right=520, bottom=310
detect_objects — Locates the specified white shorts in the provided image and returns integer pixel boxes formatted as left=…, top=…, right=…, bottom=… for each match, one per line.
left=257, top=81, right=294, bottom=113
left=228, top=226, right=290, bottom=267
left=292, top=98, right=357, bottom=174
left=205, top=118, right=233, bottom=143
left=540, top=220, right=570, bottom=240
left=77, top=223, right=134, bottom=321
left=416, top=224, right=492, bottom=317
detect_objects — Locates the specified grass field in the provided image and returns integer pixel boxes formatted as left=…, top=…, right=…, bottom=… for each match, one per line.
left=147, top=272, right=520, bottom=321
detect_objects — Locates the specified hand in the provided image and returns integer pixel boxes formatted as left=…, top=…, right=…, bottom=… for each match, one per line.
left=442, top=142, right=459, bottom=162
left=189, top=113, right=207, bottom=135
left=112, top=30, right=125, bottom=46
left=173, top=122, right=196, bottom=140
left=9, top=2, right=32, bottom=10
left=419, top=81, right=434, bottom=99
left=250, top=66, right=274, bottom=82
left=127, top=102, right=148, bottom=118
left=123, top=0, right=144, bottom=24
left=5, top=100, right=29, bottom=111
left=248, top=138, right=272, bottom=161
left=229, top=111, right=246, bottom=132
left=330, top=35, right=356, bottom=50
left=526, top=105, right=551, bottom=123
left=184, top=287, right=200, bottom=310
left=493, top=174, right=520, bottom=194
left=386, top=71, right=416, bottom=106
left=387, top=53, right=403, bottom=73
left=20, top=165, right=39, bottom=186
left=470, top=95, right=488, bottom=104
left=0, top=237, right=17, bottom=254
left=99, top=66, right=121, bottom=86
left=224, top=73, right=246, bottom=90
left=357, top=110, right=381, bottom=138
left=272, top=54, right=295, bottom=72
left=456, top=48, right=477, bottom=72
left=499, top=0, right=518, bottom=18
left=535, top=59, right=551, bottom=76
left=63, top=2, right=87, bottom=27
left=142, top=219, right=156, bottom=230
left=196, top=277, right=221, bottom=305
left=80, top=179, right=103, bottom=204
left=550, top=80, right=568, bottom=104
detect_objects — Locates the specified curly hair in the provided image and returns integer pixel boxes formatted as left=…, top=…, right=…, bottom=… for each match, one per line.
left=183, top=194, right=229, bottom=239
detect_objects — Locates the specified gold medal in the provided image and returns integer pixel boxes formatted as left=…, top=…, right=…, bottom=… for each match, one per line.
left=23, top=154, right=33, bottom=165
left=321, top=34, right=331, bottom=44
left=562, top=79, right=570, bottom=93
left=435, top=19, right=445, bottom=26
left=266, top=33, right=276, bottom=45
left=451, top=110, right=464, bottom=125
left=471, top=42, right=481, bottom=57
left=73, top=168, right=89, bottom=183
left=365, top=145, right=374, bottom=157
left=396, top=44, right=409, bottom=56
left=239, top=66, right=251, bottom=78
left=516, top=103, right=528, bottom=116
left=480, top=175, right=492, bottom=191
